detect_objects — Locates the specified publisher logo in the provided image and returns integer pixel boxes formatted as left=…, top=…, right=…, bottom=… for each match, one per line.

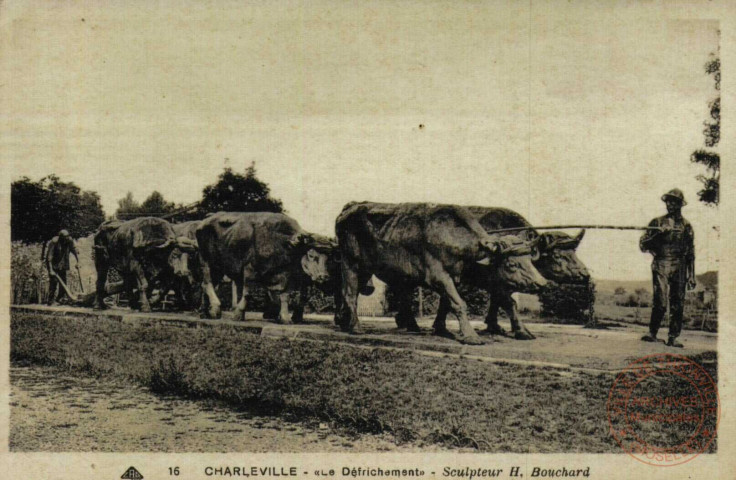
left=121, top=466, right=144, bottom=480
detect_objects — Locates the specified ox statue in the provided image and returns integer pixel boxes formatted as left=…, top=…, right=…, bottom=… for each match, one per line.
left=466, top=206, right=589, bottom=339
left=171, top=220, right=203, bottom=310
left=93, top=217, right=198, bottom=312
left=281, top=249, right=375, bottom=325
left=335, top=202, right=548, bottom=345
left=196, top=212, right=335, bottom=323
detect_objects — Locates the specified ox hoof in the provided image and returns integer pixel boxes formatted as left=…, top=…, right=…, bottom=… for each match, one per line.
left=513, top=330, right=536, bottom=340
left=458, top=334, right=484, bottom=346
left=483, top=324, right=507, bottom=336
left=208, top=307, right=222, bottom=319
left=340, top=322, right=359, bottom=333
left=406, top=323, right=422, bottom=333
left=232, top=308, right=245, bottom=320
left=394, top=314, right=415, bottom=330
left=276, top=317, right=293, bottom=325
left=433, top=328, right=455, bottom=340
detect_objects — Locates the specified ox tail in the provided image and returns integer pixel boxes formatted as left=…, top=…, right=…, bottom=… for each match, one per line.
left=41, top=239, right=47, bottom=262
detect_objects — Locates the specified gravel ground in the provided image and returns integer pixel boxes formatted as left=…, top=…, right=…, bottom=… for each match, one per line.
left=10, top=364, right=453, bottom=452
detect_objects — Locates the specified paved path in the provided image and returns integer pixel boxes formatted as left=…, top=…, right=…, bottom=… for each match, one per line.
left=12, top=304, right=717, bottom=372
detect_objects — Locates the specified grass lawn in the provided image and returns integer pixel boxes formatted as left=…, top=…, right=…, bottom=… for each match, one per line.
left=10, top=311, right=717, bottom=453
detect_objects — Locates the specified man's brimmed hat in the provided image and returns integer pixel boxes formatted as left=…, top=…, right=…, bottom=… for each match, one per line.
left=59, top=229, right=70, bottom=237
left=661, top=188, right=687, bottom=206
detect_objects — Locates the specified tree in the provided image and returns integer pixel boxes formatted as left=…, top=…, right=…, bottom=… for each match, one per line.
left=115, top=192, right=141, bottom=220
left=115, top=191, right=177, bottom=220
left=198, top=164, right=284, bottom=216
left=614, top=287, right=626, bottom=296
left=691, top=50, right=720, bottom=205
left=11, top=175, right=105, bottom=243
left=139, top=191, right=176, bottom=216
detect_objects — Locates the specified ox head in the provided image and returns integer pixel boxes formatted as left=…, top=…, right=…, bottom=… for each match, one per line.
left=154, top=236, right=199, bottom=281
left=535, top=230, right=590, bottom=284
left=478, top=234, right=548, bottom=293
left=289, top=232, right=334, bottom=284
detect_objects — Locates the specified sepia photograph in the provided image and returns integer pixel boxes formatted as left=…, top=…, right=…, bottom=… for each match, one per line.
left=1, top=0, right=733, bottom=478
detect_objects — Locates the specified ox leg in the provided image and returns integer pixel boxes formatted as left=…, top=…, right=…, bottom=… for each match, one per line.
left=263, top=289, right=286, bottom=324
left=394, top=286, right=420, bottom=332
left=125, top=274, right=140, bottom=310
left=433, top=273, right=482, bottom=345
left=131, top=260, right=151, bottom=312
left=262, top=295, right=279, bottom=320
left=500, top=294, right=535, bottom=340
left=432, top=296, right=456, bottom=339
left=484, top=291, right=507, bottom=336
left=291, top=283, right=308, bottom=324
left=232, top=281, right=243, bottom=312
left=333, top=285, right=343, bottom=326
left=232, top=282, right=248, bottom=322
left=275, top=291, right=292, bottom=325
left=262, top=285, right=279, bottom=320
left=93, top=255, right=109, bottom=310
left=200, top=262, right=222, bottom=319
left=337, top=262, right=363, bottom=332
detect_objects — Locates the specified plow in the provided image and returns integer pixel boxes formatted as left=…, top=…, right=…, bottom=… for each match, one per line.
left=51, top=271, right=126, bottom=307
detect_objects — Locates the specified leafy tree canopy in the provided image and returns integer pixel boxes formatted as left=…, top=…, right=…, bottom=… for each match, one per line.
left=691, top=51, right=720, bottom=205
left=197, top=164, right=284, bottom=216
left=11, top=175, right=105, bottom=243
left=115, top=191, right=177, bottom=220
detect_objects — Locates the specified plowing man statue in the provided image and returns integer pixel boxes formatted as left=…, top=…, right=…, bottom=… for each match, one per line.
left=44, top=229, right=80, bottom=306
left=639, top=189, right=696, bottom=348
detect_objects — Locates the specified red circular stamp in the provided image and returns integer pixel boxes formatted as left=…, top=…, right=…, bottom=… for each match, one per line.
left=607, top=353, right=719, bottom=466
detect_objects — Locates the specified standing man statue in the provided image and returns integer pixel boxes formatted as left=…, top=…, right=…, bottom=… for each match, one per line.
left=44, top=229, right=80, bottom=306
left=639, top=189, right=696, bottom=348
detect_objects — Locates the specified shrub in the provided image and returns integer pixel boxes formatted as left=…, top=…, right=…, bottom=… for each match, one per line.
left=11, top=242, right=47, bottom=304
left=614, top=292, right=649, bottom=308
left=539, top=282, right=596, bottom=324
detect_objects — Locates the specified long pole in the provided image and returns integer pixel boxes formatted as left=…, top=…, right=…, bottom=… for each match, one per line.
left=483, top=224, right=680, bottom=235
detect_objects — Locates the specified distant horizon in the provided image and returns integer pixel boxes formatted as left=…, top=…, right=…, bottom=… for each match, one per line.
left=593, top=271, right=717, bottom=285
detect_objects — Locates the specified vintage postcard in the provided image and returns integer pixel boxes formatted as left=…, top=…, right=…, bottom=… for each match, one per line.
left=1, top=0, right=734, bottom=479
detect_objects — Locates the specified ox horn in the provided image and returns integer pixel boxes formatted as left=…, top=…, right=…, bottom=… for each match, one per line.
left=476, top=256, right=493, bottom=265
left=289, top=232, right=314, bottom=248
left=175, top=236, right=198, bottom=251
left=531, top=241, right=541, bottom=261
left=496, top=238, right=536, bottom=257
left=154, top=238, right=174, bottom=249
left=477, top=239, right=500, bottom=265
left=574, top=229, right=586, bottom=246
left=539, top=233, right=560, bottom=251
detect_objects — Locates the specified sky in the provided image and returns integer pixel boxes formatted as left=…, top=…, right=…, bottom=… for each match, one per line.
left=1, top=0, right=721, bottom=280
